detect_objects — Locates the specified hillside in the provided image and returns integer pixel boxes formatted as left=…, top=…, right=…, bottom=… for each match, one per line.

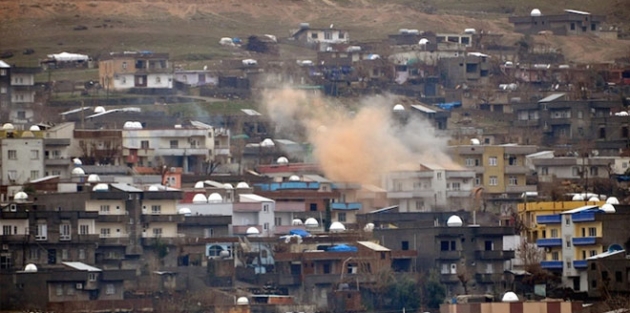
left=0, top=0, right=629, bottom=64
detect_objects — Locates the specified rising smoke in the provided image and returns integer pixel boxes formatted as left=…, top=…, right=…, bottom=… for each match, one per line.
left=261, top=87, right=458, bottom=185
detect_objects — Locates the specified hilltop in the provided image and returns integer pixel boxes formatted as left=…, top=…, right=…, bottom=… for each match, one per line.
left=0, top=0, right=629, bottom=64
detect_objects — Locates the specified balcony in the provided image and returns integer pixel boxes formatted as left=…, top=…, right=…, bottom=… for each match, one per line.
left=536, top=238, right=562, bottom=247
left=475, top=273, right=503, bottom=284
left=99, top=237, right=129, bottom=246
left=0, top=235, right=28, bottom=242
left=505, top=185, right=537, bottom=193
left=141, top=237, right=180, bottom=246
left=157, top=148, right=208, bottom=156
left=214, top=146, right=230, bottom=156
left=536, top=214, right=561, bottom=224
left=303, top=274, right=342, bottom=285
left=446, top=190, right=471, bottom=197
left=446, top=171, right=475, bottom=179
left=330, top=202, right=362, bottom=211
left=572, top=212, right=596, bottom=222
left=475, top=250, right=516, bottom=260
left=513, top=119, right=540, bottom=127
left=572, top=237, right=599, bottom=246
left=387, top=190, right=434, bottom=199
left=549, top=118, right=571, bottom=125
left=573, top=260, right=587, bottom=269
left=440, top=273, right=461, bottom=284
left=504, top=166, right=529, bottom=174
left=141, top=214, right=184, bottom=223
left=437, top=250, right=462, bottom=260
left=45, top=158, right=71, bottom=166
left=540, top=260, right=563, bottom=270
left=278, top=274, right=301, bottom=286
left=471, top=226, right=515, bottom=237
left=97, top=215, right=127, bottom=223
left=256, top=182, right=321, bottom=191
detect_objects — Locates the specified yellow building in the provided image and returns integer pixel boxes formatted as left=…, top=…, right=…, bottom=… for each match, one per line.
left=517, top=200, right=603, bottom=242
left=449, top=144, right=537, bottom=198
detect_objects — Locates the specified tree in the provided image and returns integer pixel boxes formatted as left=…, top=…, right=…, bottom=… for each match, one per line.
left=422, top=270, right=447, bottom=309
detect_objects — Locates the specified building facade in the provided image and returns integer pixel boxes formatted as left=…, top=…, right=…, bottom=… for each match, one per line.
left=99, top=51, right=173, bottom=91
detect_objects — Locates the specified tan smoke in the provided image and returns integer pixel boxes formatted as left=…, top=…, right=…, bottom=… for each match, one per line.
left=261, top=87, right=458, bottom=185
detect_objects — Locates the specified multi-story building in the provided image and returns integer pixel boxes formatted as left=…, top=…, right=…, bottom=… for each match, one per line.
left=363, top=211, right=515, bottom=296
left=532, top=156, right=615, bottom=184
left=0, top=60, right=41, bottom=127
left=509, top=9, right=607, bottom=37
left=290, top=23, right=349, bottom=51
left=512, top=93, right=626, bottom=153
left=517, top=200, right=604, bottom=242
left=586, top=247, right=630, bottom=298
left=99, top=51, right=172, bottom=91
left=0, top=127, right=45, bottom=185
left=449, top=144, right=537, bottom=204
left=383, top=163, right=475, bottom=212
left=535, top=205, right=630, bottom=292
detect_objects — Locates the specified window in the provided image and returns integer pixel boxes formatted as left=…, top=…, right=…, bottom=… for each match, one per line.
left=437, top=172, right=442, bottom=180
left=274, top=217, right=282, bottom=226
left=309, top=203, right=317, bottom=211
left=541, top=167, right=549, bottom=175
left=263, top=223, right=269, bottom=230
left=590, top=167, right=598, bottom=177
left=415, top=200, right=424, bottom=211
left=60, top=223, right=71, bottom=241
left=572, top=167, right=580, bottom=177
left=79, top=249, right=86, bottom=260
left=203, top=228, right=214, bottom=238
left=402, top=241, right=409, bottom=251
left=599, top=126, right=606, bottom=139
left=324, top=32, right=332, bottom=40
left=488, top=157, right=498, bottom=166
left=452, top=182, right=461, bottom=190
left=106, top=284, right=115, bottom=295
left=338, top=212, right=347, bottom=222
left=565, top=216, right=570, bottom=225
left=616, top=271, right=622, bottom=282
left=61, top=249, right=69, bottom=260
left=8, top=150, right=16, bottom=160
left=590, top=250, right=597, bottom=257
left=67, top=285, right=75, bottom=295
left=36, top=223, right=47, bottom=241
left=141, top=140, right=149, bottom=149
left=551, top=229, right=558, bottom=238
left=152, top=228, right=162, bottom=237
left=489, top=176, right=498, bottom=186
left=440, top=241, right=449, bottom=251
left=30, top=150, right=39, bottom=160
left=475, top=176, right=481, bottom=185
left=2, top=225, right=11, bottom=235
left=339, top=32, right=345, bottom=39
left=465, top=158, right=475, bottom=166
left=588, top=227, right=597, bottom=237
left=56, top=284, right=64, bottom=296
left=156, top=76, right=161, bottom=83
left=263, top=204, right=270, bottom=212
left=169, top=140, right=178, bottom=148
left=88, top=273, right=97, bottom=282
left=571, top=23, right=576, bottom=30
left=151, top=205, right=161, bottom=214
left=30, top=170, right=39, bottom=181
left=323, top=263, right=331, bottom=274
left=552, top=251, right=559, bottom=260
left=508, top=176, right=517, bottom=186
left=122, top=61, right=127, bottom=69
left=79, top=225, right=89, bottom=235
left=311, top=33, right=318, bottom=39
left=0, top=69, right=5, bottom=76
left=100, top=228, right=111, bottom=238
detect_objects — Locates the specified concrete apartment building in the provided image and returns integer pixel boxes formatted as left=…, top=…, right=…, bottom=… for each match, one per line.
left=535, top=205, right=630, bottom=292
left=0, top=60, right=41, bottom=128
left=512, top=93, right=626, bottom=153
left=448, top=144, right=537, bottom=201
left=291, top=23, right=350, bottom=51
left=99, top=51, right=173, bottom=91
left=383, top=163, right=475, bottom=212
left=0, top=128, right=45, bottom=185
left=532, top=156, right=615, bottom=184
left=509, top=9, right=609, bottom=37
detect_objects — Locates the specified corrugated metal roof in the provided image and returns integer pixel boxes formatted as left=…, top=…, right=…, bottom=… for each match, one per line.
left=62, top=262, right=102, bottom=272
left=241, top=109, right=262, bottom=116
left=560, top=205, right=599, bottom=214
left=538, top=93, right=566, bottom=103
left=410, top=104, right=437, bottom=114
left=357, top=241, right=390, bottom=251
left=239, top=193, right=274, bottom=203
left=0, top=61, right=10, bottom=68
left=111, top=183, right=143, bottom=193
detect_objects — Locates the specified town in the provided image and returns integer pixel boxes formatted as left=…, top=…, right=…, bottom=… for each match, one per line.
left=1, top=2, right=630, bottom=313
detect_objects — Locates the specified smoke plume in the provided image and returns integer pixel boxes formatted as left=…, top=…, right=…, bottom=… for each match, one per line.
left=261, top=87, right=458, bottom=185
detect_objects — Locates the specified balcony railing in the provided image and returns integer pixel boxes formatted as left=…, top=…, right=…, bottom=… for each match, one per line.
left=536, top=214, right=561, bottom=224
left=474, top=250, right=516, bottom=260
left=330, top=202, right=362, bottom=211
left=437, top=250, right=461, bottom=260
left=541, top=260, right=563, bottom=269
left=572, top=236, right=599, bottom=246
left=573, top=260, right=587, bottom=269
left=475, top=273, right=503, bottom=284
left=536, top=238, right=562, bottom=247
left=572, top=212, right=596, bottom=222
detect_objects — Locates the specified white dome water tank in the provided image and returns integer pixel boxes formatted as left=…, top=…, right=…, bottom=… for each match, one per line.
left=14, top=191, right=28, bottom=201
left=236, top=182, right=250, bottom=189
left=29, top=125, right=41, bottom=131
left=87, top=174, right=101, bottom=183
left=2, top=123, right=14, bottom=130
left=194, top=181, right=205, bottom=189
left=572, top=194, right=585, bottom=201
left=588, top=197, right=600, bottom=202
left=73, top=158, right=82, bottom=165
left=470, top=138, right=481, bottom=145
left=71, top=167, right=86, bottom=176
left=393, top=104, right=405, bottom=111
left=246, top=227, right=260, bottom=236
left=21, top=131, right=35, bottom=138
left=24, top=263, right=38, bottom=273
left=236, top=297, right=249, bottom=305
left=192, top=194, right=207, bottom=204
left=419, top=38, right=430, bottom=45
left=502, top=291, right=519, bottom=302
left=123, top=121, right=135, bottom=129
left=208, top=193, right=223, bottom=203
left=606, top=197, right=619, bottom=205
left=178, top=207, right=192, bottom=216
left=601, top=203, right=616, bottom=213
left=364, top=223, right=375, bottom=232
left=260, top=138, right=275, bottom=147
left=292, top=219, right=303, bottom=225
left=92, top=183, right=109, bottom=192
left=304, top=218, right=319, bottom=228
left=94, top=106, right=106, bottom=113
left=148, top=185, right=161, bottom=191
left=329, top=221, right=346, bottom=232
left=133, top=122, right=143, bottom=129
left=531, top=8, right=542, bottom=16
left=447, top=215, right=463, bottom=227
left=224, top=183, right=233, bottom=189
left=277, top=156, right=289, bottom=164
left=289, top=175, right=300, bottom=181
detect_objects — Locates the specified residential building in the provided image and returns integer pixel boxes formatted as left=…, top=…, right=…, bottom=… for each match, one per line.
left=586, top=248, right=630, bottom=298
left=534, top=205, right=630, bottom=292
left=291, top=24, right=349, bottom=51
left=438, top=52, right=491, bottom=88
left=363, top=211, right=515, bottom=296
left=533, top=156, right=614, bottom=184
left=99, top=51, right=173, bottom=91
left=383, top=163, right=475, bottom=212
left=509, top=9, right=607, bottom=37
left=0, top=61, right=41, bottom=127
left=440, top=299, right=583, bottom=313
left=448, top=144, right=537, bottom=202
left=0, top=128, right=45, bottom=185
left=512, top=93, right=625, bottom=153
left=517, top=200, right=604, bottom=242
